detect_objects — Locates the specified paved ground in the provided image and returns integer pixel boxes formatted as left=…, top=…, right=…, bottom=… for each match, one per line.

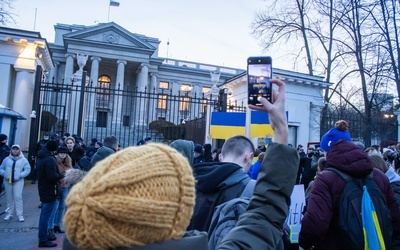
left=0, top=180, right=65, bottom=250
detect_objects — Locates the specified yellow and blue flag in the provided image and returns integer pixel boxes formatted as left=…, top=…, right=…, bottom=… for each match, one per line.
left=361, top=186, right=385, bottom=250
left=210, top=112, right=246, bottom=139
left=250, top=111, right=274, bottom=138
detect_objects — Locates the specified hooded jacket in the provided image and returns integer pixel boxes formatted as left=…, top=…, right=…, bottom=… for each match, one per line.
left=90, top=146, right=115, bottom=167
left=0, top=145, right=30, bottom=182
left=170, top=139, right=194, bottom=166
left=187, top=161, right=251, bottom=232
left=36, top=148, right=64, bottom=203
left=386, top=167, right=400, bottom=207
left=299, top=140, right=400, bottom=249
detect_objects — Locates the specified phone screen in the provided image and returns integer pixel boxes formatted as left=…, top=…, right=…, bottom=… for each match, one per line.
left=247, top=57, right=272, bottom=105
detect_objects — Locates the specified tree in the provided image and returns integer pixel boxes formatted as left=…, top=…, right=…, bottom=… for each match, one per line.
left=0, top=0, right=16, bottom=26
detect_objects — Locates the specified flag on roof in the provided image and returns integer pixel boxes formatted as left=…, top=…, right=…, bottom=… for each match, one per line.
left=110, top=0, right=120, bottom=7
left=210, top=112, right=246, bottom=139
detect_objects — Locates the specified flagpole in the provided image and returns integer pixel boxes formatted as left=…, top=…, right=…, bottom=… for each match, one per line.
left=107, top=2, right=111, bottom=22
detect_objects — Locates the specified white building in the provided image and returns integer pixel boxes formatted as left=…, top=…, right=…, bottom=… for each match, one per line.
left=0, top=22, right=328, bottom=151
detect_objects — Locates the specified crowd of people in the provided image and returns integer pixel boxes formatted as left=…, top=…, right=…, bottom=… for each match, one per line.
left=1, top=78, right=400, bottom=249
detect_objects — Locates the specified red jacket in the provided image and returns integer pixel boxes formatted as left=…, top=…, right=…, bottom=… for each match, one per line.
left=299, top=140, right=400, bottom=249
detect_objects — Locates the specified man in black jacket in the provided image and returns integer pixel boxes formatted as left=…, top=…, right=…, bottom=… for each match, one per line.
left=36, top=140, right=65, bottom=248
left=0, top=134, right=10, bottom=193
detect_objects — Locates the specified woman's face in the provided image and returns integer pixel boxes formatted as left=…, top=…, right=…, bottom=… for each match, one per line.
left=66, top=139, right=74, bottom=150
left=58, top=152, right=67, bottom=159
left=11, top=147, right=20, bottom=156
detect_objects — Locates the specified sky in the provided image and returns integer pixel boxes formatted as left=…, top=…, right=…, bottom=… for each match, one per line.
left=9, top=0, right=287, bottom=70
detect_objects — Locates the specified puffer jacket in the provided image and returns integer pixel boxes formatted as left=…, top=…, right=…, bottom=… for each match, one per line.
left=299, top=140, right=400, bottom=249
left=0, top=151, right=30, bottom=182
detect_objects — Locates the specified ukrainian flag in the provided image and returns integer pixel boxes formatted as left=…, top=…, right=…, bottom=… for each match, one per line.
left=210, top=112, right=246, bottom=139
left=250, top=111, right=274, bottom=138
left=362, top=186, right=385, bottom=250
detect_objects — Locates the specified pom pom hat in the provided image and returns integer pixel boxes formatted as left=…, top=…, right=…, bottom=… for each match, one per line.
left=320, top=120, right=352, bottom=152
left=63, top=143, right=195, bottom=250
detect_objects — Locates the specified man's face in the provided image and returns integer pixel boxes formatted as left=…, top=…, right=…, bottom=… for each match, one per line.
left=1, top=139, right=7, bottom=144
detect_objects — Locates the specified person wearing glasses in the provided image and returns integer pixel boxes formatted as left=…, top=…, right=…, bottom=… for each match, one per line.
left=0, top=144, right=31, bottom=222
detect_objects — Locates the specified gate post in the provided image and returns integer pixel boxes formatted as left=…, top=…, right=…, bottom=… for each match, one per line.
left=77, top=71, right=87, bottom=137
left=27, top=65, right=42, bottom=179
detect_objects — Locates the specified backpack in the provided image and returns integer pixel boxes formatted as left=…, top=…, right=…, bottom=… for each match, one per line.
left=326, top=168, right=393, bottom=249
left=208, top=179, right=291, bottom=250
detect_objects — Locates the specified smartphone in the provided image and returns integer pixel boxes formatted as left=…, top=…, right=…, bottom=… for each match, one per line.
left=247, top=56, right=273, bottom=105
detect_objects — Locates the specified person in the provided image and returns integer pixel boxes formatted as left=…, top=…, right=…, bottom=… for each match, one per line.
left=299, top=120, right=400, bottom=249
left=50, top=146, right=73, bottom=234
left=86, top=141, right=102, bottom=159
left=36, top=140, right=66, bottom=248
left=144, top=137, right=152, bottom=144
left=85, top=138, right=98, bottom=157
left=64, top=136, right=84, bottom=167
left=90, top=135, right=118, bottom=167
left=247, top=152, right=266, bottom=180
left=299, top=147, right=319, bottom=190
left=0, top=144, right=30, bottom=221
left=304, top=157, right=327, bottom=203
left=0, top=133, right=10, bottom=192
left=187, top=134, right=256, bottom=232
left=61, top=78, right=299, bottom=250
left=203, top=143, right=213, bottom=162
left=192, top=144, right=204, bottom=165
left=170, top=139, right=194, bottom=165
left=370, top=154, right=400, bottom=207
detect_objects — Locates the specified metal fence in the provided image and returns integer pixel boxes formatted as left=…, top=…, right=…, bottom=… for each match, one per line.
left=34, top=69, right=247, bottom=149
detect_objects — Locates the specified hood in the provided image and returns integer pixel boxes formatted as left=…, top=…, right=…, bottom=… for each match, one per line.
left=193, top=161, right=247, bottom=193
left=64, top=169, right=87, bottom=187
left=326, top=140, right=372, bottom=177
left=170, top=139, right=194, bottom=165
left=385, top=167, right=400, bottom=183
left=10, top=144, right=24, bottom=159
left=37, top=148, right=53, bottom=159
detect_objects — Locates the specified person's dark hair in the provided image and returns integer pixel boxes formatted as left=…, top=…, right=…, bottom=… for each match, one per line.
left=369, top=154, right=388, bottom=173
left=371, top=145, right=380, bottom=151
left=221, top=135, right=255, bottom=158
left=318, top=157, right=327, bottom=171
left=103, top=136, right=118, bottom=150
left=335, top=120, right=349, bottom=131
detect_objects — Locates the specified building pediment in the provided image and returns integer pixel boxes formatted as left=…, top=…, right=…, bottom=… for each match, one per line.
left=63, top=22, right=157, bottom=52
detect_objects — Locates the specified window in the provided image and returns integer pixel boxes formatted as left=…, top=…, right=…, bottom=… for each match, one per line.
left=180, top=84, right=192, bottom=92
left=159, top=81, right=169, bottom=89
left=180, top=97, right=190, bottom=111
left=123, top=115, right=130, bottom=126
left=202, top=87, right=211, bottom=93
left=96, top=111, right=108, bottom=127
left=157, top=94, right=168, bottom=109
left=97, top=75, right=111, bottom=107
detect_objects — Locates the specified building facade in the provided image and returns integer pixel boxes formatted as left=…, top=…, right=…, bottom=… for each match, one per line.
left=1, top=22, right=327, bottom=151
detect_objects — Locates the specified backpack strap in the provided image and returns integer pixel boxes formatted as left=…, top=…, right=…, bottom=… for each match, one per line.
left=240, top=179, right=256, bottom=199
left=326, top=167, right=374, bottom=182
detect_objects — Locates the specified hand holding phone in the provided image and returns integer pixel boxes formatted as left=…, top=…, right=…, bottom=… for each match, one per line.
left=247, top=56, right=273, bottom=106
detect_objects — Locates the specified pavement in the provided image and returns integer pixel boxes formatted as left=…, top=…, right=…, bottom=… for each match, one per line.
left=0, top=180, right=66, bottom=250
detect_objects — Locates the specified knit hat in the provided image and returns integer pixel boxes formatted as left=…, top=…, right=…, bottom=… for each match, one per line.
left=0, top=134, right=7, bottom=142
left=57, top=146, right=69, bottom=154
left=320, top=120, right=351, bottom=152
left=136, top=139, right=145, bottom=146
left=63, top=143, right=195, bottom=250
left=46, top=140, right=58, bottom=151
left=194, top=144, right=203, bottom=154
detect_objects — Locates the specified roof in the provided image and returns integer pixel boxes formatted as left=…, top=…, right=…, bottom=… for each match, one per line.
left=0, top=104, right=26, bottom=120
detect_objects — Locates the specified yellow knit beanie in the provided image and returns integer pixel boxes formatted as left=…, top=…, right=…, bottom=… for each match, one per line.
left=63, top=143, right=195, bottom=249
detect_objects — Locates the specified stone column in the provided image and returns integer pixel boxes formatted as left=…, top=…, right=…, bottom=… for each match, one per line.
left=148, top=73, right=158, bottom=122
left=136, top=64, right=149, bottom=126
left=13, top=68, right=35, bottom=150
left=49, top=61, right=59, bottom=83
left=87, top=57, right=101, bottom=122
left=113, top=60, right=127, bottom=125
left=64, top=53, right=75, bottom=85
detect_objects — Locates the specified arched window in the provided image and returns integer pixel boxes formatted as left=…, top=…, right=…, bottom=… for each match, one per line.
left=96, top=75, right=111, bottom=107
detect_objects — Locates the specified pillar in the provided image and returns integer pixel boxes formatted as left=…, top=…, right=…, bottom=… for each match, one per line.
left=64, top=53, right=75, bottom=85
left=88, top=57, right=101, bottom=122
left=113, top=60, right=127, bottom=124
left=13, top=68, right=35, bottom=150
left=135, top=64, right=149, bottom=125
